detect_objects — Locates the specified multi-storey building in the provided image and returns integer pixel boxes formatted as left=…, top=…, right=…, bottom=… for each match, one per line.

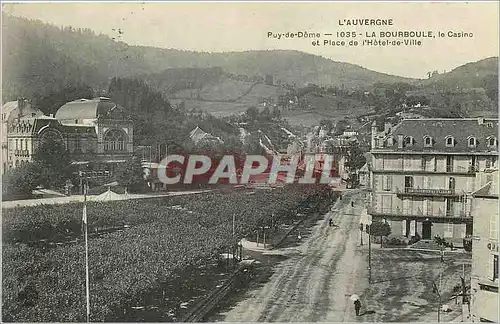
left=470, top=169, right=499, bottom=322
left=369, top=118, right=498, bottom=243
left=1, top=99, right=44, bottom=173
left=5, top=97, right=134, bottom=182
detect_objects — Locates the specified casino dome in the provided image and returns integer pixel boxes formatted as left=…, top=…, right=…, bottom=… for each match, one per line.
left=55, top=97, right=125, bottom=125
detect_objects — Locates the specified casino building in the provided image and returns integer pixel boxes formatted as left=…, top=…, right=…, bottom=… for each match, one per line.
left=3, top=97, right=134, bottom=182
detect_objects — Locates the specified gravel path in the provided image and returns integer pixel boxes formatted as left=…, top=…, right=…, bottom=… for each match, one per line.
left=221, top=190, right=367, bottom=322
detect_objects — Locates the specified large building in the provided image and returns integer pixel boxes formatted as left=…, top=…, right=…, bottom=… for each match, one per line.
left=369, top=118, right=498, bottom=244
left=3, top=97, right=134, bottom=182
left=1, top=99, right=44, bottom=173
left=470, top=169, right=499, bottom=322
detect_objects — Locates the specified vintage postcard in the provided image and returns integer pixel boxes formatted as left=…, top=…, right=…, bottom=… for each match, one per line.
left=1, top=1, right=498, bottom=323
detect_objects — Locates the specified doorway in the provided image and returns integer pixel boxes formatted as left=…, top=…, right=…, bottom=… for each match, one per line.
left=422, top=220, right=432, bottom=240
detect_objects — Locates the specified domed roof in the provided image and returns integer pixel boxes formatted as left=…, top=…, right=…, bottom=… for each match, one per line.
left=55, top=97, right=125, bottom=124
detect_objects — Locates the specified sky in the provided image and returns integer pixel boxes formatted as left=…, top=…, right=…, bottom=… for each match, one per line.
left=2, top=1, right=499, bottom=79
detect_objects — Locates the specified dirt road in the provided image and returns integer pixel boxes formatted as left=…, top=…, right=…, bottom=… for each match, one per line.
left=221, top=190, right=368, bottom=322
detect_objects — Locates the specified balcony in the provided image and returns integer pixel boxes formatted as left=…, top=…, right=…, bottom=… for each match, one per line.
left=372, top=167, right=476, bottom=176
left=396, top=187, right=458, bottom=197
left=14, top=149, right=30, bottom=157
left=367, top=206, right=472, bottom=222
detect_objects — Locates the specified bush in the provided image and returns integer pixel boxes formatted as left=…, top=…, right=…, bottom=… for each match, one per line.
left=383, top=235, right=409, bottom=247
left=408, top=232, right=421, bottom=245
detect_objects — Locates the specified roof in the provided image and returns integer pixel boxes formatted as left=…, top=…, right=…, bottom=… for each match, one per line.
left=92, top=189, right=122, bottom=201
left=2, top=100, right=44, bottom=122
left=378, top=118, right=498, bottom=153
left=189, top=126, right=223, bottom=144
left=55, top=98, right=125, bottom=124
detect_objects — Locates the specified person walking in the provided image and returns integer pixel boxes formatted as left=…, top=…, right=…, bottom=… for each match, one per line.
left=354, top=299, right=361, bottom=316
left=329, top=218, right=333, bottom=227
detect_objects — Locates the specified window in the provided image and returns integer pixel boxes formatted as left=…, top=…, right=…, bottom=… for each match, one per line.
left=491, top=212, right=498, bottom=240
left=404, top=176, right=414, bottom=188
left=424, top=136, right=433, bottom=147
left=444, top=223, right=453, bottom=238
left=104, top=129, right=126, bottom=151
left=383, top=175, right=392, bottom=191
left=405, top=136, right=414, bottom=146
left=446, top=156, right=454, bottom=172
left=486, top=157, right=492, bottom=168
left=487, top=136, right=497, bottom=147
left=15, top=139, right=18, bottom=150
left=468, top=137, right=477, bottom=147
left=445, top=136, right=454, bottom=147
left=494, top=255, right=498, bottom=281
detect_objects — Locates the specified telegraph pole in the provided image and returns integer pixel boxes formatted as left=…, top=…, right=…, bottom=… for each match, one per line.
left=368, top=225, right=372, bottom=284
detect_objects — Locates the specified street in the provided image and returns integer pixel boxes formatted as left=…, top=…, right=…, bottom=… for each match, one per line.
left=221, top=190, right=367, bottom=322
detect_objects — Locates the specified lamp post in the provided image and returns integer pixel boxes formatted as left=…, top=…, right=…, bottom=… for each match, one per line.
left=360, top=223, right=364, bottom=246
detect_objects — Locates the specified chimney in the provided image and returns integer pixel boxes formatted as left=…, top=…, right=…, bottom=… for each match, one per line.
left=17, top=98, right=25, bottom=119
left=384, top=122, right=391, bottom=134
left=478, top=117, right=484, bottom=125
left=371, top=121, right=377, bottom=149
left=397, top=135, right=404, bottom=148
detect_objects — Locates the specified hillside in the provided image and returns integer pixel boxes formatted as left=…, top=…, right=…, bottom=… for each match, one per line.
left=2, top=15, right=413, bottom=102
left=420, top=57, right=498, bottom=90
left=2, top=14, right=497, bottom=123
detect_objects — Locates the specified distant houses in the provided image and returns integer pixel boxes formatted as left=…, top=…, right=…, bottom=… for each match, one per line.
left=189, top=126, right=224, bottom=146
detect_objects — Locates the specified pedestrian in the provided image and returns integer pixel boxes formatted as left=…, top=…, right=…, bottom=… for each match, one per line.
left=354, top=299, right=361, bottom=316
left=351, top=201, right=354, bottom=207
left=329, top=218, right=333, bottom=227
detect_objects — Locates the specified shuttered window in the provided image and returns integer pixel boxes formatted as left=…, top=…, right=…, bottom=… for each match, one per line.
left=383, top=176, right=392, bottom=191
left=444, top=223, right=453, bottom=238
left=488, top=254, right=495, bottom=281
left=490, top=213, right=498, bottom=240
left=494, top=255, right=499, bottom=281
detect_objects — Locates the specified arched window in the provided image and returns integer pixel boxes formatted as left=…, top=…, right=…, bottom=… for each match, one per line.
left=468, top=136, right=477, bottom=148
left=404, top=136, right=414, bottom=146
left=104, top=129, right=126, bottom=151
left=445, top=136, right=454, bottom=147
left=487, top=136, right=497, bottom=147
left=423, top=136, right=433, bottom=148
left=15, top=160, right=19, bottom=168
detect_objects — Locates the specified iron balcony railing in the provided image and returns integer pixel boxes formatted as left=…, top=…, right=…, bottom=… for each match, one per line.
left=372, top=165, right=477, bottom=174
left=14, top=149, right=29, bottom=157
left=367, top=206, right=472, bottom=219
left=396, top=187, right=456, bottom=196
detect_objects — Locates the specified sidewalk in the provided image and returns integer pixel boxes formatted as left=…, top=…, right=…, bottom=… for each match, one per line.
left=1, top=189, right=212, bottom=209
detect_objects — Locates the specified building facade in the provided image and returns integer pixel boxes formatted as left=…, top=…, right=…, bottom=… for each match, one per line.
left=470, top=170, right=499, bottom=322
left=1, top=99, right=44, bottom=173
left=5, top=97, right=134, bottom=182
left=369, top=118, right=498, bottom=243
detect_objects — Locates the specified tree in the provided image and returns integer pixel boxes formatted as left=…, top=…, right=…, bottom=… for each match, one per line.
left=33, top=138, right=74, bottom=189
left=2, top=163, right=40, bottom=200
left=344, top=142, right=366, bottom=172
left=369, top=220, right=391, bottom=248
left=115, top=157, right=147, bottom=193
